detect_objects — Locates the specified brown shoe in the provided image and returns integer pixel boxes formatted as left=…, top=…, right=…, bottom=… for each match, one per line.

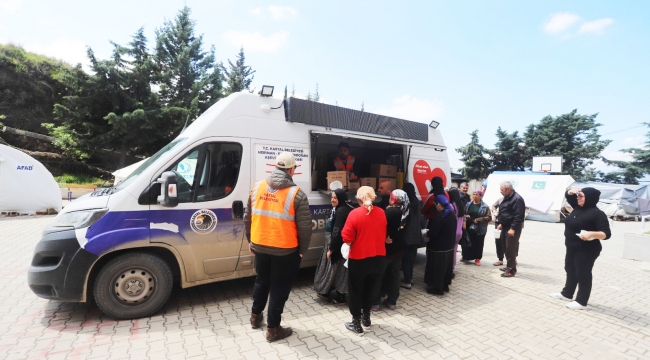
left=250, top=313, right=263, bottom=329
left=266, top=325, right=293, bottom=342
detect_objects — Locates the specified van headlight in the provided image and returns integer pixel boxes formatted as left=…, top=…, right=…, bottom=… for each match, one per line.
left=51, top=209, right=109, bottom=229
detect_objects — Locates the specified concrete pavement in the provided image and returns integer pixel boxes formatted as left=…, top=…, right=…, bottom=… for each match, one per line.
left=1, top=215, right=648, bottom=359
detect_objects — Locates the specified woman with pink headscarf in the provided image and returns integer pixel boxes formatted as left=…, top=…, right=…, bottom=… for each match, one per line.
left=341, top=186, right=387, bottom=335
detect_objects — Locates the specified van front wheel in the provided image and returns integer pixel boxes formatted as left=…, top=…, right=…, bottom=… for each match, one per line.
left=93, top=253, right=173, bottom=319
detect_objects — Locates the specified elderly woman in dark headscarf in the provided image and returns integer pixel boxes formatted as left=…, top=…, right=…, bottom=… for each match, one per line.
left=314, top=188, right=354, bottom=304
left=371, top=189, right=410, bottom=311
left=550, top=187, right=611, bottom=310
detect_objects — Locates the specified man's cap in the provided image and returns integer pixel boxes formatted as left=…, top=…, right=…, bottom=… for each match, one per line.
left=276, top=152, right=296, bottom=169
left=338, top=141, right=350, bottom=149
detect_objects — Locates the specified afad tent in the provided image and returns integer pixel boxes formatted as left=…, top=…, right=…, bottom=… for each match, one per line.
left=112, top=158, right=147, bottom=185
left=483, top=173, right=575, bottom=223
left=573, top=181, right=649, bottom=217
left=0, top=144, right=62, bottom=214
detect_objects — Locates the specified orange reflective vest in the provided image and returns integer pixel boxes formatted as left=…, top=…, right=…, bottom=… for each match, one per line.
left=333, top=155, right=358, bottom=180
left=250, top=179, right=299, bottom=248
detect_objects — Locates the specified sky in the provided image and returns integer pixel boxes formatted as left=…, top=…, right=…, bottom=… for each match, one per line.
left=2, top=0, right=649, bottom=176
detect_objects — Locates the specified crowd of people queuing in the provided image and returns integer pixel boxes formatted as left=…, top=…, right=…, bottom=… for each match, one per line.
left=246, top=152, right=611, bottom=340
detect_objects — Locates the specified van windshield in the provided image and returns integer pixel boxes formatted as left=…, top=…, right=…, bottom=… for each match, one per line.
left=113, top=138, right=188, bottom=192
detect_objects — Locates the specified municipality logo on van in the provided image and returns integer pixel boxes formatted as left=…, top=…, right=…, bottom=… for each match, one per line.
left=16, top=165, right=33, bottom=170
left=190, top=209, right=218, bottom=234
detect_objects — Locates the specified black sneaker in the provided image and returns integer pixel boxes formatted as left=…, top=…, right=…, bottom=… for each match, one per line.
left=362, top=312, right=371, bottom=327
left=345, top=318, right=364, bottom=335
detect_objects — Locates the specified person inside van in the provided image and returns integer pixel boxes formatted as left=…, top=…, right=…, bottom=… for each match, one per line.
left=331, top=141, right=360, bottom=181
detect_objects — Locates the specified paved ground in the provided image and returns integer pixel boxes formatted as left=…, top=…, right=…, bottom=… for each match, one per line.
left=1, top=215, right=649, bottom=360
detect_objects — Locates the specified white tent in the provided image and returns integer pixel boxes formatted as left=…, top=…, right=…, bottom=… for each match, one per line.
left=0, top=144, right=62, bottom=214
left=483, top=173, right=575, bottom=223
left=112, top=158, right=147, bottom=185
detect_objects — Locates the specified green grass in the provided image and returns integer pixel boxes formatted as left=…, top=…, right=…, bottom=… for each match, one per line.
left=55, top=174, right=107, bottom=187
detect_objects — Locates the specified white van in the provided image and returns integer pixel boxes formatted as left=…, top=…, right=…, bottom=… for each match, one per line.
left=28, top=90, right=450, bottom=319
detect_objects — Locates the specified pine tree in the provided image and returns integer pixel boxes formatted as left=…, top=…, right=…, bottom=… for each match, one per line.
left=524, top=110, right=611, bottom=179
left=222, top=46, right=256, bottom=95
left=306, top=91, right=312, bottom=101
left=488, top=127, right=526, bottom=171
left=602, top=122, right=650, bottom=184
left=283, top=85, right=287, bottom=99
left=456, top=130, right=491, bottom=179
left=313, top=84, right=320, bottom=102
left=155, top=6, right=223, bottom=135
left=291, top=83, right=295, bottom=97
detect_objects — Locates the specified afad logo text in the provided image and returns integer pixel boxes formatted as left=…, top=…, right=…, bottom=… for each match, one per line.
left=16, top=165, right=33, bottom=170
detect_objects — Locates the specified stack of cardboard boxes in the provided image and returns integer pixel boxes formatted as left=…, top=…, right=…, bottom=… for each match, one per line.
left=369, top=164, right=397, bottom=190
left=324, top=163, right=398, bottom=192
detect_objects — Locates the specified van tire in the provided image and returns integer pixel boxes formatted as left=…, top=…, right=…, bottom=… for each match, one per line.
left=93, top=252, right=173, bottom=319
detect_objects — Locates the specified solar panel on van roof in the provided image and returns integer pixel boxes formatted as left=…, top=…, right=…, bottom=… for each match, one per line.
left=284, top=97, right=429, bottom=142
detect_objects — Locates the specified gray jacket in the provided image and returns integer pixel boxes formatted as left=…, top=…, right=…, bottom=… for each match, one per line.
left=244, top=169, right=312, bottom=256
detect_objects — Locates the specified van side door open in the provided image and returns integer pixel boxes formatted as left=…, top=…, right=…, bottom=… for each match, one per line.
left=149, top=137, right=251, bottom=283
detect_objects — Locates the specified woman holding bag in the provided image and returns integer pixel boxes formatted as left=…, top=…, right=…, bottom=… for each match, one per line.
left=460, top=190, right=491, bottom=266
left=314, top=189, right=354, bottom=305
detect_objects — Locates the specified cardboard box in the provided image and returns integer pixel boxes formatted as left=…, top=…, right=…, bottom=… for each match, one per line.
left=370, top=164, right=398, bottom=177
left=378, top=177, right=397, bottom=191
left=359, top=177, right=377, bottom=189
left=327, top=171, right=348, bottom=190
left=348, top=181, right=360, bottom=191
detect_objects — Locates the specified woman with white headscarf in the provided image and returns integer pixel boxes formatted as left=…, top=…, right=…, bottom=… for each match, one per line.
left=341, top=186, right=387, bottom=335
left=371, top=189, right=410, bottom=311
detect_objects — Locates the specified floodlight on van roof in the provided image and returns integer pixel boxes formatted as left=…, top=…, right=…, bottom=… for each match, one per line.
left=260, top=85, right=274, bottom=97
left=429, top=120, right=440, bottom=129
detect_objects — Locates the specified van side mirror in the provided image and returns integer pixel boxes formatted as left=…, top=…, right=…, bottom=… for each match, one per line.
left=232, top=200, right=244, bottom=219
left=138, top=182, right=161, bottom=205
left=157, top=171, right=179, bottom=207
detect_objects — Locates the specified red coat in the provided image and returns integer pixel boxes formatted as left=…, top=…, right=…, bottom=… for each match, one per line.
left=342, top=206, right=387, bottom=259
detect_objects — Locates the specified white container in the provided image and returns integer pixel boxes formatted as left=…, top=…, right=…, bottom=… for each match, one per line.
left=494, top=229, right=501, bottom=239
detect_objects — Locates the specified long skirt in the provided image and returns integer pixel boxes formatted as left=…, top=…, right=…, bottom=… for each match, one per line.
left=424, top=249, right=453, bottom=291
left=313, top=234, right=348, bottom=295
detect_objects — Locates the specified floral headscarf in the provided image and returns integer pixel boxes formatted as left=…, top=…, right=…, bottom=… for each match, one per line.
left=356, top=186, right=377, bottom=215
left=390, top=189, right=410, bottom=228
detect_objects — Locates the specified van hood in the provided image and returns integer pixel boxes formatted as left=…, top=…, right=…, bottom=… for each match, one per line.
left=62, top=193, right=110, bottom=213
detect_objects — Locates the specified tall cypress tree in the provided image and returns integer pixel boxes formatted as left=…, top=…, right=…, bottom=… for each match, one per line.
left=488, top=127, right=526, bottom=171
left=222, top=47, right=256, bottom=95
left=524, top=110, right=610, bottom=179
left=456, top=130, right=492, bottom=179
left=155, top=6, right=223, bottom=137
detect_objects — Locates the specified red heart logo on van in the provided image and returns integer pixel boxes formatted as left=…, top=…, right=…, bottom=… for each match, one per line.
left=412, top=160, right=446, bottom=199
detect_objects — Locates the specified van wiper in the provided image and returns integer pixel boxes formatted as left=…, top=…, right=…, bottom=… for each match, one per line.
left=90, top=187, right=116, bottom=197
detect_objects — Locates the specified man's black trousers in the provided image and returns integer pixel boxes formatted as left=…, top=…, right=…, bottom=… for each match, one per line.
left=251, top=251, right=301, bottom=328
left=561, top=246, right=600, bottom=306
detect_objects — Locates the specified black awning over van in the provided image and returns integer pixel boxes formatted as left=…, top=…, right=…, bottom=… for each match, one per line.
left=284, top=97, right=428, bottom=142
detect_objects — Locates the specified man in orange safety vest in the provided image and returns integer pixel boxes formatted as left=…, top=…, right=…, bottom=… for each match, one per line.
left=332, top=141, right=359, bottom=181
left=244, top=152, right=312, bottom=342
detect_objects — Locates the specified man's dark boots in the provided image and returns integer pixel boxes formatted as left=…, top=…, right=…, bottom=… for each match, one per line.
left=362, top=311, right=371, bottom=327
left=345, top=318, right=364, bottom=335
left=266, top=325, right=293, bottom=342
left=250, top=313, right=263, bottom=329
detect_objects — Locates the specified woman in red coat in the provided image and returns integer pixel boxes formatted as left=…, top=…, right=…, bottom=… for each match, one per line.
left=341, top=186, right=387, bottom=335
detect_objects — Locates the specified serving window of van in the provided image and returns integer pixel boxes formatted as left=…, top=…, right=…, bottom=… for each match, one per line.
left=166, top=142, right=243, bottom=203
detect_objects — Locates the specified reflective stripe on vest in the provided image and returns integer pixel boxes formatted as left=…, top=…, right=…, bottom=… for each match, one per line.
left=250, top=180, right=299, bottom=248
left=333, top=155, right=358, bottom=180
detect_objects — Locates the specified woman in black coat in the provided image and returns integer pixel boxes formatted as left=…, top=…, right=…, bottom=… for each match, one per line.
left=314, top=188, right=354, bottom=304
left=550, top=187, right=611, bottom=310
left=424, top=199, right=456, bottom=295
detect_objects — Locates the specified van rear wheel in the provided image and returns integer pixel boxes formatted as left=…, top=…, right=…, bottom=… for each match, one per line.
left=94, top=253, right=173, bottom=319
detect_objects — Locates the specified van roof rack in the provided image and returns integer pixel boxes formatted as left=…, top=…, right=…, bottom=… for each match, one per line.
left=284, top=97, right=429, bottom=142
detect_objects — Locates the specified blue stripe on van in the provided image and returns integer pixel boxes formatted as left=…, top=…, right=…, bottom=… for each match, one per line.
left=84, top=205, right=331, bottom=256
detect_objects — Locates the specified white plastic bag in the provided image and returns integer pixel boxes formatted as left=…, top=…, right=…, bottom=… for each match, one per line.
left=341, top=243, right=350, bottom=268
